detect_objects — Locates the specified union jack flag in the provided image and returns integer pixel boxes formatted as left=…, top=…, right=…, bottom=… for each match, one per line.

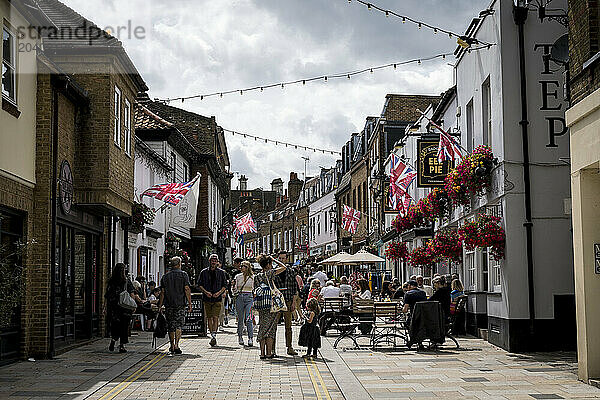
left=246, top=247, right=254, bottom=259
left=341, top=205, right=361, bottom=234
left=429, top=120, right=463, bottom=162
left=398, top=193, right=413, bottom=217
left=390, top=154, right=416, bottom=197
left=234, top=213, right=257, bottom=235
left=141, top=175, right=199, bottom=206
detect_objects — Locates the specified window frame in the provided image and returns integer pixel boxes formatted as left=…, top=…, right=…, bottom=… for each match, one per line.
left=2, top=25, right=17, bottom=103
left=113, top=86, right=122, bottom=147
left=123, top=98, right=131, bottom=156
left=482, top=77, right=492, bottom=149
left=170, top=152, right=176, bottom=182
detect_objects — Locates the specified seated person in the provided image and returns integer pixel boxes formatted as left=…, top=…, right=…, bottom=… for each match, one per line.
left=429, top=276, right=452, bottom=319
left=339, top=276, right=353, bottom=297
left=380, top=281, right=394, bottom=299
left=307, top=279, right=322, bottom=302
left=354, top=279, right=372, bottom=300
left=402, top=280, right=427, bottom=314
left=392, top=282, right=406, bottom=300
left=320, top=280, right=341, bottom=299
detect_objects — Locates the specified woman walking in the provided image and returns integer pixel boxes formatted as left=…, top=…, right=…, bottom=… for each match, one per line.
left=234, top=261, right=255, bottom=347
left=104, top=263, right=136, bottom=353
left=254, top=254, right=287, bottom=359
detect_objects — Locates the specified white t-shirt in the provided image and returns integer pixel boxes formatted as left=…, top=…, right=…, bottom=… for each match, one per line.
left=359, top=290, right=372, bottom=300
left=320, top=286, right=341, bottom=298
left=312, top=271, right=328, bottom=287
left=234, top=273, right=254, bottom=293
left=339, top=284, right=353, bottom=297
left=420, top=285, right=434, bottom=297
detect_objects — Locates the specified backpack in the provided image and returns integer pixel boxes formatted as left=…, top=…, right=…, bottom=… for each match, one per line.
left=253, top=283, right=272, bottom=311
left=152, top=312, right=167, bottom=348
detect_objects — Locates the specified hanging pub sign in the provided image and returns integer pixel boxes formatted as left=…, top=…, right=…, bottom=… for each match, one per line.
left=417, top=140, right=453, bottom=187
left=59, top=160, right=74, bottom=214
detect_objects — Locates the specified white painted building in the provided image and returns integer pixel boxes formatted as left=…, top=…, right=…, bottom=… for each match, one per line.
left=307, top=168, right=339, bottom=258
left=438, top=0, right=572, bottom=352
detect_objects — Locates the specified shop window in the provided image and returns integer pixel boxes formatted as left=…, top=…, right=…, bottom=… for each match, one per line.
left=490, top=254, right=502, bottom=292
left=2, top=26, right=16, bottom=102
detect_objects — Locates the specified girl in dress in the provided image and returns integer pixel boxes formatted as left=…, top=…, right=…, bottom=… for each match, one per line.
left=298, top=298, right=321, bottom=358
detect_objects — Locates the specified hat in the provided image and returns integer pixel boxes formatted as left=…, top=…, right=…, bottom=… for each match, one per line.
left=407, top=280, right=418, bottom=287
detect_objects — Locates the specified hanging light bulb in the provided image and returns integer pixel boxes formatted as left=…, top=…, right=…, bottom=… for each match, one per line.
left=367, top=3, right=371, bottom=9
left=281, top=83, right=284, bottom=89
left=302, top=80, right=306, bottom=85
left=385, top=11, right=389, bottom=17
left=240, top=90, right=243, bottom=95
left=418, top=59, right=421, bottom=64
left=402, top=17, right=406, bottom=23
left=265, top=139, right=268, bottom=143
left=370, top=68, right=373, bottom=73
left=442, top=54, right=446, bottom=59
left=347, top=74, right=351, bottom=79
left=200, top=95, right=204, bottom=100
left=181, top=98, right=185, bottom=103
left=449, top=33, right=453, bottom=38
left=324, top=76, right=328, bottom=82
left=434, top=28, right=437, bottom=34
left=220, top=93, right=223, bottom=98
left=260, top=87, right=263, bottom=92
left=393, top=64, right=397, bottom=69
left=418, top=22, right=422, bottom=29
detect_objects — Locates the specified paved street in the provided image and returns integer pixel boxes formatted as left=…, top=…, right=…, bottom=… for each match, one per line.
left=1, top=323, right=600, bottom=400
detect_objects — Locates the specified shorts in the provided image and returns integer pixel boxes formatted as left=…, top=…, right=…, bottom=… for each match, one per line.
left=165, top=307, right=186, bottom=332
left=204, top=301, right=222, bottom=318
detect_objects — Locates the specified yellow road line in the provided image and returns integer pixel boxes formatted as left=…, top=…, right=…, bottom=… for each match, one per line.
left=310, top=356, right=332, bottom=400
left=97, top=351, right=167, bottom=400
left=304, top=357, right=323, bottom=400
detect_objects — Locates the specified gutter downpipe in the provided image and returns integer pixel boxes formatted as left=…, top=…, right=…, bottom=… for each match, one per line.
left=48, top=88, right=59, bottom=359
left=514, top=3, right=536, bottom=336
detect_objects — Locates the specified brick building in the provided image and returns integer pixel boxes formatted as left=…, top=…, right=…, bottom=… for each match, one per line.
left=567, top=0, right=600, bottom=383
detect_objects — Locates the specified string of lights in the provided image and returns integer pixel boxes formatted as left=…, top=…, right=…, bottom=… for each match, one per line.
left=346, top=0, right=494, bottom=47
left=223, top=128, right=342, bottom=156
left=159, top=47, right=490, bottom=103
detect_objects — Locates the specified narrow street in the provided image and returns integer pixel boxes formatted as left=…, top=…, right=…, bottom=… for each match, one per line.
left=2, top=325, right=600, bottom=400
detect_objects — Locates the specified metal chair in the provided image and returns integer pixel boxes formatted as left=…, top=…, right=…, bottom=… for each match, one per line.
left=332, top=298, right=374, bottom=349
left=370, top=302, right=407, bottom=350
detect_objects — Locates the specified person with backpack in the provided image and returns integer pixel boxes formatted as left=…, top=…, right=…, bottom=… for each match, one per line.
left=104, top=263, right=136, bottom=353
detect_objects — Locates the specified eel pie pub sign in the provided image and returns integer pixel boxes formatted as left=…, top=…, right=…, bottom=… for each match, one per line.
left=417, top=140, right=453, bottom=188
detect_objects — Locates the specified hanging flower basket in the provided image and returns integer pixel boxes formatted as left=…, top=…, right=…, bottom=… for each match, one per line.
left=430, top=229, right=462, bottom=262
left=426, top=188, right=450, bottom=219
left=385, top=241, right=409, bottom=261
left=409, top=245, right=435, bottom=267
left=444, top=145, right=495, bottom=206
left=477, top=214, right=506, bottom=261
left=458, top=220, right=479, bottom=251
left=129, top=202, right=155, bottom=234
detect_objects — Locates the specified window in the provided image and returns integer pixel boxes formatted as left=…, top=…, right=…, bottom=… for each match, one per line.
left=482, top=77, right=492, bottom=149
left=2, top=27, right=16, bottom=102
left=490, top=254, right=502, bottom=292
left=466, top=99, right=474, bottom=153
left=481, top=248, right=489, bottom=292
left=183, top=164, right=189, bottom=182
left=170, top=152, right=176, bottom=181
left=124, top=99, right=131, bottom=155
left=465, top=250, right=476, bottom=290
left=113, top=86, right=121, bottom=146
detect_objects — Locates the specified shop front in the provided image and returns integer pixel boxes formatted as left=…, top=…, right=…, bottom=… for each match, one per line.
left=0, top=206, right=25, bottom=364
left=53, top=185, right=104, bottom=350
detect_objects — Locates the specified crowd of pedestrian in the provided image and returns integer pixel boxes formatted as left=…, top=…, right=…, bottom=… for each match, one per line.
left=104, top=250, right=465, bottom=357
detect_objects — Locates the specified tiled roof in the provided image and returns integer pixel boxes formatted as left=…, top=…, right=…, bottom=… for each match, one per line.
left=36, top=0, right=121, bottom=48
left=36, top=0, right=147, bottom=91
left=142, top=100, right=216, bottom=156
left=383, top=94, right=441, bottom=122
left=135, top=103, right=174, bottom=131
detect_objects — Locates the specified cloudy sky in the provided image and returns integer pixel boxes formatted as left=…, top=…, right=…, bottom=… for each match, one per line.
left=62, top=0, right=488, bottom=189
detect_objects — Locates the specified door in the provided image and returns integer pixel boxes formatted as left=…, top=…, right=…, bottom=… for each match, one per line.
left=54, top=225, right=75, bottom=346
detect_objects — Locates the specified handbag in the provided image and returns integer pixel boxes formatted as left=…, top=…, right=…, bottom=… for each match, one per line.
left=269, top=276, right=287, bottom=313
left=118, top=283, right=137, bottom=312
left=253, top=283, right=272, bottom=311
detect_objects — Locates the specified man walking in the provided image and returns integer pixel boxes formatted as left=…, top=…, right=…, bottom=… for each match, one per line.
left=158, top=256, right=192, bottom=355
left=274, top=250, right=299, bottom=356
left=198, top=254, right=228, bottom=346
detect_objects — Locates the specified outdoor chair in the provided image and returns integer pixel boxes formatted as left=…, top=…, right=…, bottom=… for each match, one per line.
left=332, top=297, right=374, bottom=349
left=319, top=298, right=346, bottom=336
left=370, top=301, right=407, bottom=350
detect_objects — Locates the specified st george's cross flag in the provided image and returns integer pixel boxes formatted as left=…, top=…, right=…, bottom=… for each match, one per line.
left=142, top=174, right=200, bottom=206
left=234, top=213, right=257, bottom=235
left=390, top=154, right=416, bottom=197
left=341, top=205, right=361, bottom=234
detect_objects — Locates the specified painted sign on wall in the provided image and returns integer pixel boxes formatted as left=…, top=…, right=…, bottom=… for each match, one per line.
left=417, top=140, right=453, bottom=187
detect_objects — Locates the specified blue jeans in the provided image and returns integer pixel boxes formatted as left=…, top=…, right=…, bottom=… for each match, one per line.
left=236, top=293, right=254, bottom=340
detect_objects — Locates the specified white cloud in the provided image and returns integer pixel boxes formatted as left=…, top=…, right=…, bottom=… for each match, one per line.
left=61, top=0, right=488, bottom=187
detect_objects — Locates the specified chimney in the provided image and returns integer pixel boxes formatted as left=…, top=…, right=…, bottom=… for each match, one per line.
left=288, top=171, right=303, bottom=204
left=239, top=175, right=248, bottom=191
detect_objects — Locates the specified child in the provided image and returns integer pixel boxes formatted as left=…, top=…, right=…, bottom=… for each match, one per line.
left=298, top=298, right=321, bottom=358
